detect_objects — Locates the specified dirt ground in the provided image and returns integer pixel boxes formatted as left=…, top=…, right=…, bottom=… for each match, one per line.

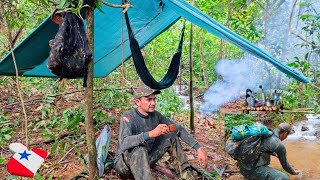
left=0, top=88, right=230, bottom=179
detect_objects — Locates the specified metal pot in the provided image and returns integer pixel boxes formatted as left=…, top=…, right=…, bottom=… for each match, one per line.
left=266, top=100, right=274, bottom=107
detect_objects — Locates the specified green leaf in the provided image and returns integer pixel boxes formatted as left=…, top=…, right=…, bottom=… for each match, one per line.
left=51, top=141, right=59, bottom=155
left=208, top=130, right=213, bottom=137
left=59, top=140, right=66, bottom=155
left=58, top=0, right=67, bottom=9
left=34, top=174, right=45, bottom=180
left=39, top=0, right=50, bottom=7
left=0, top=157, right=6, bottom=164
left=47, top=175, right=53, bottom=180
left=300, top=14, right=311, bottom=21
left=7, top=175, right=19, bottom=179
left=4, top=134, right=11, bottom=140
left=96, top=5, right=104, bottom=13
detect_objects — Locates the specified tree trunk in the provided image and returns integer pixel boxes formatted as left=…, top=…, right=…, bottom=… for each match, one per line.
left=189, top=0, right=195, bottom=134
left=85, top=5, right=98, bottom=179
left=198, top=29, right=208, bottom=89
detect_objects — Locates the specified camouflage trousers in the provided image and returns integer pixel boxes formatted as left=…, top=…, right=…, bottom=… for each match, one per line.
left=241, top=166, right=289, bottom=180
left=114, top=133, right=190, bottom=180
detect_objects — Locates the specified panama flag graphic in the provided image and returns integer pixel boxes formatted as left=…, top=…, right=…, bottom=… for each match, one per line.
left=7, top=143, right=49, bottom=178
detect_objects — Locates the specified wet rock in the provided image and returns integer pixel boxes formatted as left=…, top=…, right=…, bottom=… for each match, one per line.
left=301, top=126, right=309, bottom=131
left=302, top=131, right=315, bottom=136
left=314, top=124, right=320, bottom=129
left=315, top=128, right=320, bottom=138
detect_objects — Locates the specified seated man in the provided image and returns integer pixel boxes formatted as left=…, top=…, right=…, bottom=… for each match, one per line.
left=238, top=123, right=300, bottom=180
left=114, top=86, right=208, bottom=179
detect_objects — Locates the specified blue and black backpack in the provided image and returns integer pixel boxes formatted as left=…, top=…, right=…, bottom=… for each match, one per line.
left=226, top=124, right=272, bottom=164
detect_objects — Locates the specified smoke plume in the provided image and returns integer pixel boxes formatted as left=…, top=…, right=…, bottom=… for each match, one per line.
left=201, top=0, right=319, bottom=112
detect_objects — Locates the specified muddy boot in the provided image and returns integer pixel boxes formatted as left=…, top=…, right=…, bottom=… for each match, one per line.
left=149, top=133, right=190, bottom=174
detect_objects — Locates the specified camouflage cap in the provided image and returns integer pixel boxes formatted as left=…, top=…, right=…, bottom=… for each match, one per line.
left=278, top=122, right=294, bottom=134
left=133, top=86, right=161, bottom=99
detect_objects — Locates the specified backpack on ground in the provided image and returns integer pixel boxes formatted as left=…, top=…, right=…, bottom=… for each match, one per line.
left=226, top=124, right=272, bottom=164
left=47, top=12, right=92, bottom=87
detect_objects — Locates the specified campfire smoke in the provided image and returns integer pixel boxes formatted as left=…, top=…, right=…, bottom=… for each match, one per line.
left=200, top=0, right=319, bottom=113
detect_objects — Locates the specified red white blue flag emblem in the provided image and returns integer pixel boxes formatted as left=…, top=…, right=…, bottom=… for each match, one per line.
left=7, top=143, right=49, bottom=178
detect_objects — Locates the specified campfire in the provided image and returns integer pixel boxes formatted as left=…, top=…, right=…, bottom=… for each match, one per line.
left=243, top=86, right=284, bottom=112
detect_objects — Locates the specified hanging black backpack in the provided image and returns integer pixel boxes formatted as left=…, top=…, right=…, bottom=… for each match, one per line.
left=47, top=12, right=91, bottom=87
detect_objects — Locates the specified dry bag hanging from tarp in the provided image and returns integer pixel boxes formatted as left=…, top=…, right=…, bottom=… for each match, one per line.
left=124, top=12, right=185, bottom=90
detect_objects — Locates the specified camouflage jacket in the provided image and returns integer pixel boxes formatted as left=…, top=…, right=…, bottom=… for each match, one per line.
left=239, top=129, right=297, bottom=175
left=115, top=109, right=200, bottom=156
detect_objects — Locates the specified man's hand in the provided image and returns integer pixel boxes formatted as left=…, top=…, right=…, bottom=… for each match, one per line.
left=149, top=124, right=169, bottom=138
left=294, top=169, right=301, bottom=175
left=197, top=147, right=208, bottom=169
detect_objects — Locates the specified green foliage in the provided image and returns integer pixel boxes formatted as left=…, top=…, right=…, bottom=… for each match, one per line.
left=277, top=1, right=320, bottom=113
left=7, top=175, right=20, bottom=179
left=94, top=88, right=131, bottom=109
left=299, top=11, right=320, bottom=38
left=200, top=169, right=221, bottom=180
left=93, top=109, right=114, bottom=129
left=195, top=0, right=227, bottom=23
left=268, top=113, right=303, bottom=127
left=0, top=1, right=51, bottom=58
left=284, top=1, right=320, bottom=112
left=61, top=107, right=85, bottom=131
left=7, top=173, right=46, bottom=180
left=0, top=111, right=13, bottom=146
left=56, top=0, right=89, bottom=20
left=33, top=103, right=58, bottom=129
left=224, top=114, right=257, bottom=135
left=32, top=105, right=85, bottom=156
left=0, top=157, right=6, bottom=164
left=22, top=77, right=59, bottom=93
left=229, top=16, right=263, bottom=42
left=156, top=88, right=184, bottom=117
left=33, top=173, right=45, bottom=180
left=282, top=82, right=319, bottom=113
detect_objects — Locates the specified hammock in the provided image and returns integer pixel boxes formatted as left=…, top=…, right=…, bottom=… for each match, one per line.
left=124, top=12, right=185, bottom=90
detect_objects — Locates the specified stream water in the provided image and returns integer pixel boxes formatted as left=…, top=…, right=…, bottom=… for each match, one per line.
left=270, top=115, right=320, bottom=179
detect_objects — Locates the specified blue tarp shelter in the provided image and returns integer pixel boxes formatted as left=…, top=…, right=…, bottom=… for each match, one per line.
left=0, top=0, right=313, bottom=84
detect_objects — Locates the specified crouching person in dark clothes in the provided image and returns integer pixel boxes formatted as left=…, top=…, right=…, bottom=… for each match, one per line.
left=238, top=123, right=301, bottom=180
left=114, top=86, right=208, bottom=180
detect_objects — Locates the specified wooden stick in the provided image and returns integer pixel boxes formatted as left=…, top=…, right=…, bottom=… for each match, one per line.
left=29, top=131, right=76, bottom=146
left=280, top=110, right=314, bottom=113
left=224, top=170, right=240, bottom=174
left=294, top=108, right=314, bottom=110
